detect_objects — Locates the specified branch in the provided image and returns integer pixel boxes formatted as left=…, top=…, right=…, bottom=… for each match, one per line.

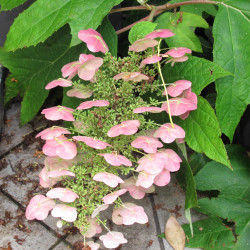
left=110, top=6, right=148, bottom=14
left=110, top=0, right=218, bottom=14
left=113, top=0, right=218, bottom=35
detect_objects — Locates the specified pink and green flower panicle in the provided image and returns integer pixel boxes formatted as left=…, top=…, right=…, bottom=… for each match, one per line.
left=26, top=28, right=197, bottom=249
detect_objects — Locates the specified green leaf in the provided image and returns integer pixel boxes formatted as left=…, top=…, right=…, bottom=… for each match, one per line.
left=218, top=0, right=250, bottom=19
left=128, top=21, right=157, bottom=44
left=213, top=4, right=250, bottom=141
left=0, top=0, right=27, bottom=10
left=234, top=221, right=250, bottom=250
left=182, top=217, right=235, bottom=249
left=0, top=25, right=87, bottom=125
left=179, top=96, right=231, bottom=168
left=181, top=4, right=217, bottom=16
left=194, top=144, right=250, bottom=248
left=4, top=75, right=24, bottom=104
left=169, top=0, right=217, bottom=16
left=189, top=152, right=210, bottom=175
left=4, top=0, right=123, bottom=51
left=155, top=12, right=208, bottom=52
left=98, top=17, right=117, bottom=57
left=183, top=158, right=198, bottom=209
left=177, top=143, right=198, bottom=209
left=162, top=56, right=231, bottom=95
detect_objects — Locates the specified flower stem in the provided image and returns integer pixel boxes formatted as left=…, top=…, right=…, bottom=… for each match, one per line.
left=96, top=217, right=111, bottom=233
left=157, top=39, right=174, bottom=128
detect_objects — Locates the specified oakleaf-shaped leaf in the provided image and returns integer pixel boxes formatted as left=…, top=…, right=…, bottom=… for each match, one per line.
left=155, top=12, right=208, bottom=52
left=162, top=56, right=231, bottom=95
left=185, top=145, right=250, bottom=249
left=165, top=215, right=186, bottom=250
left=179, top=96, right=231, bottom=168
left=4, top=0, right=123, bottom=51
left=213, top=4, right=250, bottom=141
left=0, top=25, right=87, bottom=125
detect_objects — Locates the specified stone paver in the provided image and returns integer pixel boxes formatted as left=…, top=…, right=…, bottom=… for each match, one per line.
left=0, top=192, right=59, bottom=250
left=0, top=102, right=46, bottom=157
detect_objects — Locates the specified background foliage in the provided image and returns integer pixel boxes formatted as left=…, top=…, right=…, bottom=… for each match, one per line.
left=0, top=0, right=249, bottom=247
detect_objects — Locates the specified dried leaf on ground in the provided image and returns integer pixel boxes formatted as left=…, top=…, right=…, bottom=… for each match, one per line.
left=165, top=215, right=185, bottom=250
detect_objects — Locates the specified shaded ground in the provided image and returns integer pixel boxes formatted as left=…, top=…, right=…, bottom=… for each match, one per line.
left=0, top=103, right=204, bottom=250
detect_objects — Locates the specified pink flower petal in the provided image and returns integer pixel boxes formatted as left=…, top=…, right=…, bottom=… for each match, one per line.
left=73, top=136, right=112, bottom=149
left=77, top=100, right=109, bottom=110
left=112, top=207, right=124, bottom=225
left=137, top=154, right=165, bottom=174
left=153, top=123, right=185, bottom=143
left=120, top=203, right=148, bottom=225
left=133, top=106, right=164, bottom=114
left=164, top=47, right=192, bottom=58
left=39, top=167, right=58, bottom=188
left=120, top=176, right=155, bottom=200
left=25, top=195, right=55, bottom=220
left=121, top=120, right=140, bottom=127
left=36, top=126, right=71, bottom=140
left=61, top=61, right=81, bottom=79
left=166, top=56, right=189, bottom=66
left=93, top=173, right=124, bottom=188
left=113, top=72, right=149, bottom=82
left=157, top=149, right=182, bottom=172
left=163, top=80, right=192, bottom=97
left=179, top=89, right=198, bottom=119
left=42, top=135, right=77, bottom=160
left=39, top=156, right=76, bottom=188
left=41, top=106, right=74, bottom=121
left=129, top=38, right=158, bottom=52
left=102, top=189, right=127, bottom=204
left=51, top=204, right=77, bottom=222
left=78, top=29, right=109, bottom=53
left=154, top=169, right=171, bottom=186
left=46, top=188, right=79, bottom=203
left=131, top=136, right=163, bottom=153
left=67, top=88, right=93, bottom=99
left=162, top=98, right=197, bottom=116
left=77, top=56, right=103, bottom=81
left=99, top=231, right=128, bottom=249
left=145, top=29, right=175, bottom=39
left=140, top=55, right=162, bottom=68
left=80, top=217, right=102, bottom=238
left=99, top=153, right=132, bottom=166
left=45, top=78, right=72, bottom=90
left=136, top=171, right=157, bottom=188
left=107, top=120, right=140, bottom=137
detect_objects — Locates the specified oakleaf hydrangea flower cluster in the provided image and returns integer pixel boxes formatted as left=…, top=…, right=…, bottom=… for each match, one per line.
left=26, top=28, right=197, bottom=249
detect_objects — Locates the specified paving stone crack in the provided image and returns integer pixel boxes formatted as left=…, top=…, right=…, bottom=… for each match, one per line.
left=149, top=194, right=166, bottom=250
